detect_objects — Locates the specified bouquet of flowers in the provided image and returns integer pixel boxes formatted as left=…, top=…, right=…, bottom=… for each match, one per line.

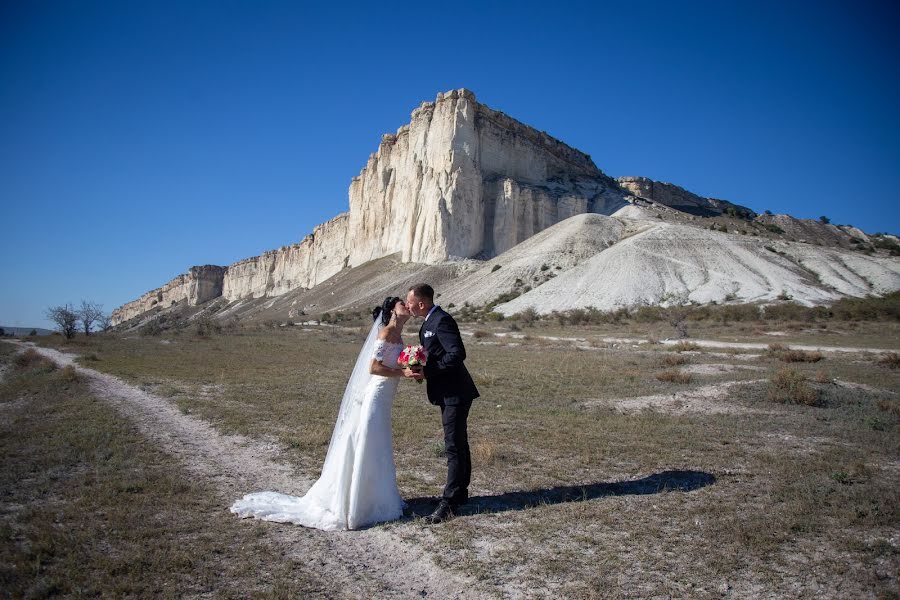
left=398, top=345, right=427, bottom=384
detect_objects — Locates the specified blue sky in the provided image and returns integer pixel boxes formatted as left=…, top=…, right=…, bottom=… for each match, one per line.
left=2, top=0, right=898, bottom=328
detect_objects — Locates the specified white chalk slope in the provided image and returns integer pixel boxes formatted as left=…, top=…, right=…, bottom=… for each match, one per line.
left=475, top=215, right=900, bottom=315
left=439, top=213, right=624, bottom=308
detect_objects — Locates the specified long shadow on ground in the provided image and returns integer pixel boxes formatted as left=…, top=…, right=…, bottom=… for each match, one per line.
left=403, top=470, right=715, bottom=518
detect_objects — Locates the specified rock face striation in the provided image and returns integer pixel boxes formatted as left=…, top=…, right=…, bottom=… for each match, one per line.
left=617, top=176, right=754, bottom=217
left=112, top=266, right=225, bottom=324
left=112, top=89, right=631, bottom=325
left=111, top=89, right=900, bottom=326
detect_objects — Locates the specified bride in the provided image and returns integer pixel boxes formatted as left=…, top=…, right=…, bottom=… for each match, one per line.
left=230, top=297, right=415, bottom=530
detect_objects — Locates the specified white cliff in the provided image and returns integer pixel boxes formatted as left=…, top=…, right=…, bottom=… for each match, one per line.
left=111, top=265, right=225, bottom=324
left=113, top=89, right=630, bottom=324
left=111, top=89, right=900, bottom=327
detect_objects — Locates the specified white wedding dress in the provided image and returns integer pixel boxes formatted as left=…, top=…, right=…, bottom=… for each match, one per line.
left=230, top=323, right=406, bottom=531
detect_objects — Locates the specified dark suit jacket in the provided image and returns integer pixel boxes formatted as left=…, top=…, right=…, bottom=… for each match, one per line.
left=419, top=306, right=480, bottom=406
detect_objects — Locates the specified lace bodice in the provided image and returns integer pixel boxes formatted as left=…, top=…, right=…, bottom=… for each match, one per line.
left=372, top=340, right=404, bottom=369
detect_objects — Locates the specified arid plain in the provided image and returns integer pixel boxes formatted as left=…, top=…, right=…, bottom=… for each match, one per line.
left=2, top=302, right=898, bottom=599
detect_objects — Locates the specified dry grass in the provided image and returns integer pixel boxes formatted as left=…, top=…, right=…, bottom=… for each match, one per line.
left=59, top=364, right=78, bottom=381
left=779, top=349, right=824, bottom=363
left=661, top=354, right=688, bottom=367
left=13, top=348, right=56, bottom=372
left=670, top=341, right=700, bottom=352
left=878, top=352, right=900, bottom=369
left=17, top=319, right=900, bottom=598
left=655, top=369, right=693, bottom=384
left=768, top=367, right=821, bottom=406
left=472, top=440, right=504, bottom=466
left=0, top=344, right=329, bottom=598
left=472, top=330, right=491, bottom=339
left=813, top=369, right=831, bottom=384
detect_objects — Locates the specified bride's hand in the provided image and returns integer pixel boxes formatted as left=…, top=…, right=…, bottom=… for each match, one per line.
left=403, top=367, right=424, bottom=381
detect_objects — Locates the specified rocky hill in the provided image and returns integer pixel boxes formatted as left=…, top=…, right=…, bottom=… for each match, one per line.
left=111, top=89, right=900, bottom=326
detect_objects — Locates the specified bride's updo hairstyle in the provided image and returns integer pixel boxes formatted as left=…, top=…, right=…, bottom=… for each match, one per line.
left=372, top=296, right=401, bottom=325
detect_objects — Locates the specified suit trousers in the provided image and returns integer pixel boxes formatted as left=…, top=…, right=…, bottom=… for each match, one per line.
left=440, top=399, right=472, bottom=505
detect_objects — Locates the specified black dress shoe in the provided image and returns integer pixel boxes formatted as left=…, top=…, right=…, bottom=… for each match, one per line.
left=423, top=500, right=454, bottom=524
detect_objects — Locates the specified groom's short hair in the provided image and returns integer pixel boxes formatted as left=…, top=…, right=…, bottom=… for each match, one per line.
left=409, top=283, right=434, bottom=303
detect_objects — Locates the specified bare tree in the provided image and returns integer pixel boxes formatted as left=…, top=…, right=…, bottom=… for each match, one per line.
left=45, top=304, right=79, bottom=339
left=79, top=300, right=104, bottom=336
left=98, top=313, right=112, bottom=332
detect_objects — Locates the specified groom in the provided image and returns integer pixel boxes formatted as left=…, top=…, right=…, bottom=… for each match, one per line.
left=405, top=284, right=480, bottom=524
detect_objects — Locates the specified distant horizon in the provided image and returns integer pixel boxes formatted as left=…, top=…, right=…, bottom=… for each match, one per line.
left=3, top=1, right=898, bottom=329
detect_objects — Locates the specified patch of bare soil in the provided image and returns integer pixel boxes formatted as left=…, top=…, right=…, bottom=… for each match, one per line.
left=586, top=379, right=769, bottom=415
left=681, top=363, right=766, bottom=376
left=10, top=341, right=490, bottom=599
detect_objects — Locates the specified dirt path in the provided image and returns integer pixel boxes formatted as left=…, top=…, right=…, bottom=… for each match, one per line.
left=7, top=341, right=490, bottom=599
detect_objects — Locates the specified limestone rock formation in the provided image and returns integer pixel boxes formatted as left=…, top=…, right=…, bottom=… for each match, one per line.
left=112, top=89, right=631, bottom=324
left=111, top=89, right=900, bottom=327
left=617, top=176, right=754, bottom=217
left=111, top=265, right=225, bottom=324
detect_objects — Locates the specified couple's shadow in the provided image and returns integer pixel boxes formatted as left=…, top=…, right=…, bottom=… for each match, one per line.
left=402, top=470, right=715, bottom=519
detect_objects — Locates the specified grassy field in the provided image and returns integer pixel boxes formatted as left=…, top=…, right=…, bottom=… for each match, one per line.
left=9, top=318, right=900, bottom=598
left=0, top=343, right=333, bottom=598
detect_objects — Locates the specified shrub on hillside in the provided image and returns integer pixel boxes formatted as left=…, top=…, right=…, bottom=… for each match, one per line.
left=768, top=367, right=821, bottom=406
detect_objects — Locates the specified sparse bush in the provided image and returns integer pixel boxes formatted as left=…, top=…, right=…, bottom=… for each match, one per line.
left=491, top=264, right=502, bottom=272
left=14, top=349, right=56, bottom=373
left=472, top=330, right=490, bottom=339
left=671, top=341, right=700, bottom=352
left=656, top=369, right=692, bottom=384
left=484, top=311, right=505, bottom=322
left=779, top=349, right=824, bottom=363
left=765, top=224, right=785, bottom=235
left=60, top=365, right=79, bottom=382
left=876, top=398, right=900, bottom=417
left=515, top=307, right=539, bottom=326
left=472, top=440, right=502, bottom=465
left=830, top=292, right=899, bottom=321
left=813, top=369, right=830, bottom=383
left=662, top=354, right=688, bottom=367
left=878, top=352, right=900, bottom=369
left=194, top=316, right=222, bottom=337
left=768, top=367, right=820, bottom=406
